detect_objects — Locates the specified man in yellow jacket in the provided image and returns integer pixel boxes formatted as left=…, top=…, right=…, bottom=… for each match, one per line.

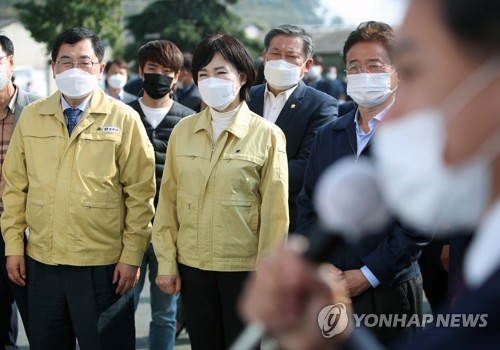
left=1, top=27, right=156, bottom=350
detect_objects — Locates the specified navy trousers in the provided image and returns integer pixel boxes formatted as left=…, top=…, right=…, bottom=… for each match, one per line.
left=26, top=257, right=135, bottom=350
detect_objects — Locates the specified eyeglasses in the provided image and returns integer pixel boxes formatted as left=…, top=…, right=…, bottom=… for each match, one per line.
left=55, top=59, right=100, bottom=72
left=344, top=63, right=392, bottom=75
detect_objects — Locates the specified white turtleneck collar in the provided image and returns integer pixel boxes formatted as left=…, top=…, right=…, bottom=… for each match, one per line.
left=210, top=104, right=240, bottom=143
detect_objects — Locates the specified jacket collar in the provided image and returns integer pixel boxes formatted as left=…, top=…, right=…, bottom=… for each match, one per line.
left=193, top=101, right=252, bottom=139
left=331, top=108, right=357, bottom=130
left=38, top=87, right=113, bottom=117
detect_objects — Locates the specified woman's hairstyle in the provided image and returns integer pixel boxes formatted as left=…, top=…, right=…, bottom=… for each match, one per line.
left=192, top=34, right=256, bottom=102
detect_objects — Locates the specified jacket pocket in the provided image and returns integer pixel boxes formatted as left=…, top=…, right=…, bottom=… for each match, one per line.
left=176, top=196, right=198, bottom=256
left=76, top=133, right=121, bottom=179
left=69, top=199, right=122, bottom=253
left=220, top=153, right=265, bottom=195
left=25, top=198, right=51, bottom=251
left=214, top=198, right=259, bottom=258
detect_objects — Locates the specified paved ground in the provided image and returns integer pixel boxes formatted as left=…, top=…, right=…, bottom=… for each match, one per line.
left=14, top=277, right=431, bottom=349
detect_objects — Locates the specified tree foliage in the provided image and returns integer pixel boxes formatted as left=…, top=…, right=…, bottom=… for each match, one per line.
left=124, top=0, right=261, bottom=65
left=230, top=0, right=327, bottom=29
left=15, top=0, right=124, bottom=57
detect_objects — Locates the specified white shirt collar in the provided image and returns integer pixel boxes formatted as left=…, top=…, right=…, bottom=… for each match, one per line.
left=61, top=94, right=92, bottom=112
left=264, top=83, right=298, bottom=100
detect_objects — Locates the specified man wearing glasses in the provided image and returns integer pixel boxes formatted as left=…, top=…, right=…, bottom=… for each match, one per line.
left=295, top=21, right=428, bottom=346
left=0, top=34, right=41, bottom=350
left=1, top=27, right=156, bottom=350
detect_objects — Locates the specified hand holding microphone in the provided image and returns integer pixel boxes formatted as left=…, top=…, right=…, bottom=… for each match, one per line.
left=233, top=157, right=390, bottom=350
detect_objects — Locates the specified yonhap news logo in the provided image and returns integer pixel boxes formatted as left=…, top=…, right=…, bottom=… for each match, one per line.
left=317, top=303, right=349, bottom=337
left=318, top=304, right=488, bottom=338
left=351, top=313, right=488, bottom=328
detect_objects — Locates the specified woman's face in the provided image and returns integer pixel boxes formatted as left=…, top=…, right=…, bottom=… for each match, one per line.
left=197, top=52, right=245, bottom=92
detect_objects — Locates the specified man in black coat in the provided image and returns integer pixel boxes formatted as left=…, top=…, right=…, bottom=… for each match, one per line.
left=127, top=40, right=194, bottom=350
left=248, top=24, right=338, bottom=232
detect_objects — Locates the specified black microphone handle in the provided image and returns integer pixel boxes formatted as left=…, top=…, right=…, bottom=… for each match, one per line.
left=301, top=226, right=345, bottom=264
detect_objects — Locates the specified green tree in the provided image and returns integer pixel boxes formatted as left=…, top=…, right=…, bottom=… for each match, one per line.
left=15, top=0, right=124, bottom=57
left=124, top=0, right=261, bottom=66
left=230, top=0, right=327, bottom=29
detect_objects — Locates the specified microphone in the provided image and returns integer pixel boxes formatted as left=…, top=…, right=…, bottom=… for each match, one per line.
left=230, top=157, right=390, bottom=350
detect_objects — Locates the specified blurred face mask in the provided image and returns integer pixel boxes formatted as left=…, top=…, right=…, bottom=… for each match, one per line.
left=264, top=59, right=302, bottom=90
left=55, top=68, right=98, bottom=99
left=0, top=62, right=9, bottom=90
left=107, top=73, right=127, bottom=89
left=308, top=65, right=322, bottom=80
left=198, top=77, right=238, bottom=110
left=347, top=72, right=395, bottom=108
left=373, top=57, right=500, bottom=234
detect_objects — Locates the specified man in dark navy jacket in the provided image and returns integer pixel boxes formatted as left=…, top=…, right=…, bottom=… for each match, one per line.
left=248, top=24, right=338, bottom=232
left=295, top=22, right=429, bottom=346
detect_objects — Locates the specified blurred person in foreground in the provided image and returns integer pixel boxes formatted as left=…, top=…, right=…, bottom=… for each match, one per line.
left=104, top=58, right=137, bottom=103
left=129, top=40, right=194, bottom=350
left=248, top=24, right=338, bottom=232
left=152, top=33, right=289, bottom=349
left=295, top=21, right=428, bottom=346
left=1, top=27, right=156, bottom=349
left=239, top=0, right=500, bottom=348
left=0, top=34, right=41, bottom=349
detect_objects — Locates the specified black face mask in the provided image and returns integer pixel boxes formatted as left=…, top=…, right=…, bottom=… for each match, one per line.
left=142, top=73, right=174, bottom=99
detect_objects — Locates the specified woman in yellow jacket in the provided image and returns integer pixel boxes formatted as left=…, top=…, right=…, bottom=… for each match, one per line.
left=152, top=33, right=289, bottom=349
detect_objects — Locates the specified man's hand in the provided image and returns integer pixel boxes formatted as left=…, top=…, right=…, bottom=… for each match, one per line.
left=156, top=275, right=181, bottom=295
left=113, top=262, right=139, bottom=295
left=343, top=269, right=371, bottom=297
left=6, top=255, right=26, bottom=286
left=239, top=245, right=353, bottom=350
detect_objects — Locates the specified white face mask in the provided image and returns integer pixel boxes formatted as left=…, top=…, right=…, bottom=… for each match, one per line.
left=107, top=73, right=127, bottom=89
left=326, top=72, right=337, bottom=81
left=308, top=65, right=322, bottom=80
left=264, top=59, right=302, bottom=90
left=55, top=68, right=99, bottom=99
left=373, top=57, right=500, bottom=234
left=0, top=62, right=9, bottom=90
left=347, top=72, right=395, bottom=108
left=198, top=77, right=238, bottom=110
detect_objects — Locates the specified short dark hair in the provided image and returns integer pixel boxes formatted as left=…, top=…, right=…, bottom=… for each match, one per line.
left=0, top=35, right=14, bottom=56
left=313, top=54, right=324, bottom=67
left=51, top=27, right=104, bottom=63
left=137, top=40, right=183, bottom=73
left=182, top=52, right=193, bottom=72
left=342, top=21, right=396, bottom=64
left=192, top=34, right=256, bottom=102
left=105, top=58, right=129, bottom=74
left=442, top=0, right=500, bottom=55
left=264, top=24, right=314, bottom=59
